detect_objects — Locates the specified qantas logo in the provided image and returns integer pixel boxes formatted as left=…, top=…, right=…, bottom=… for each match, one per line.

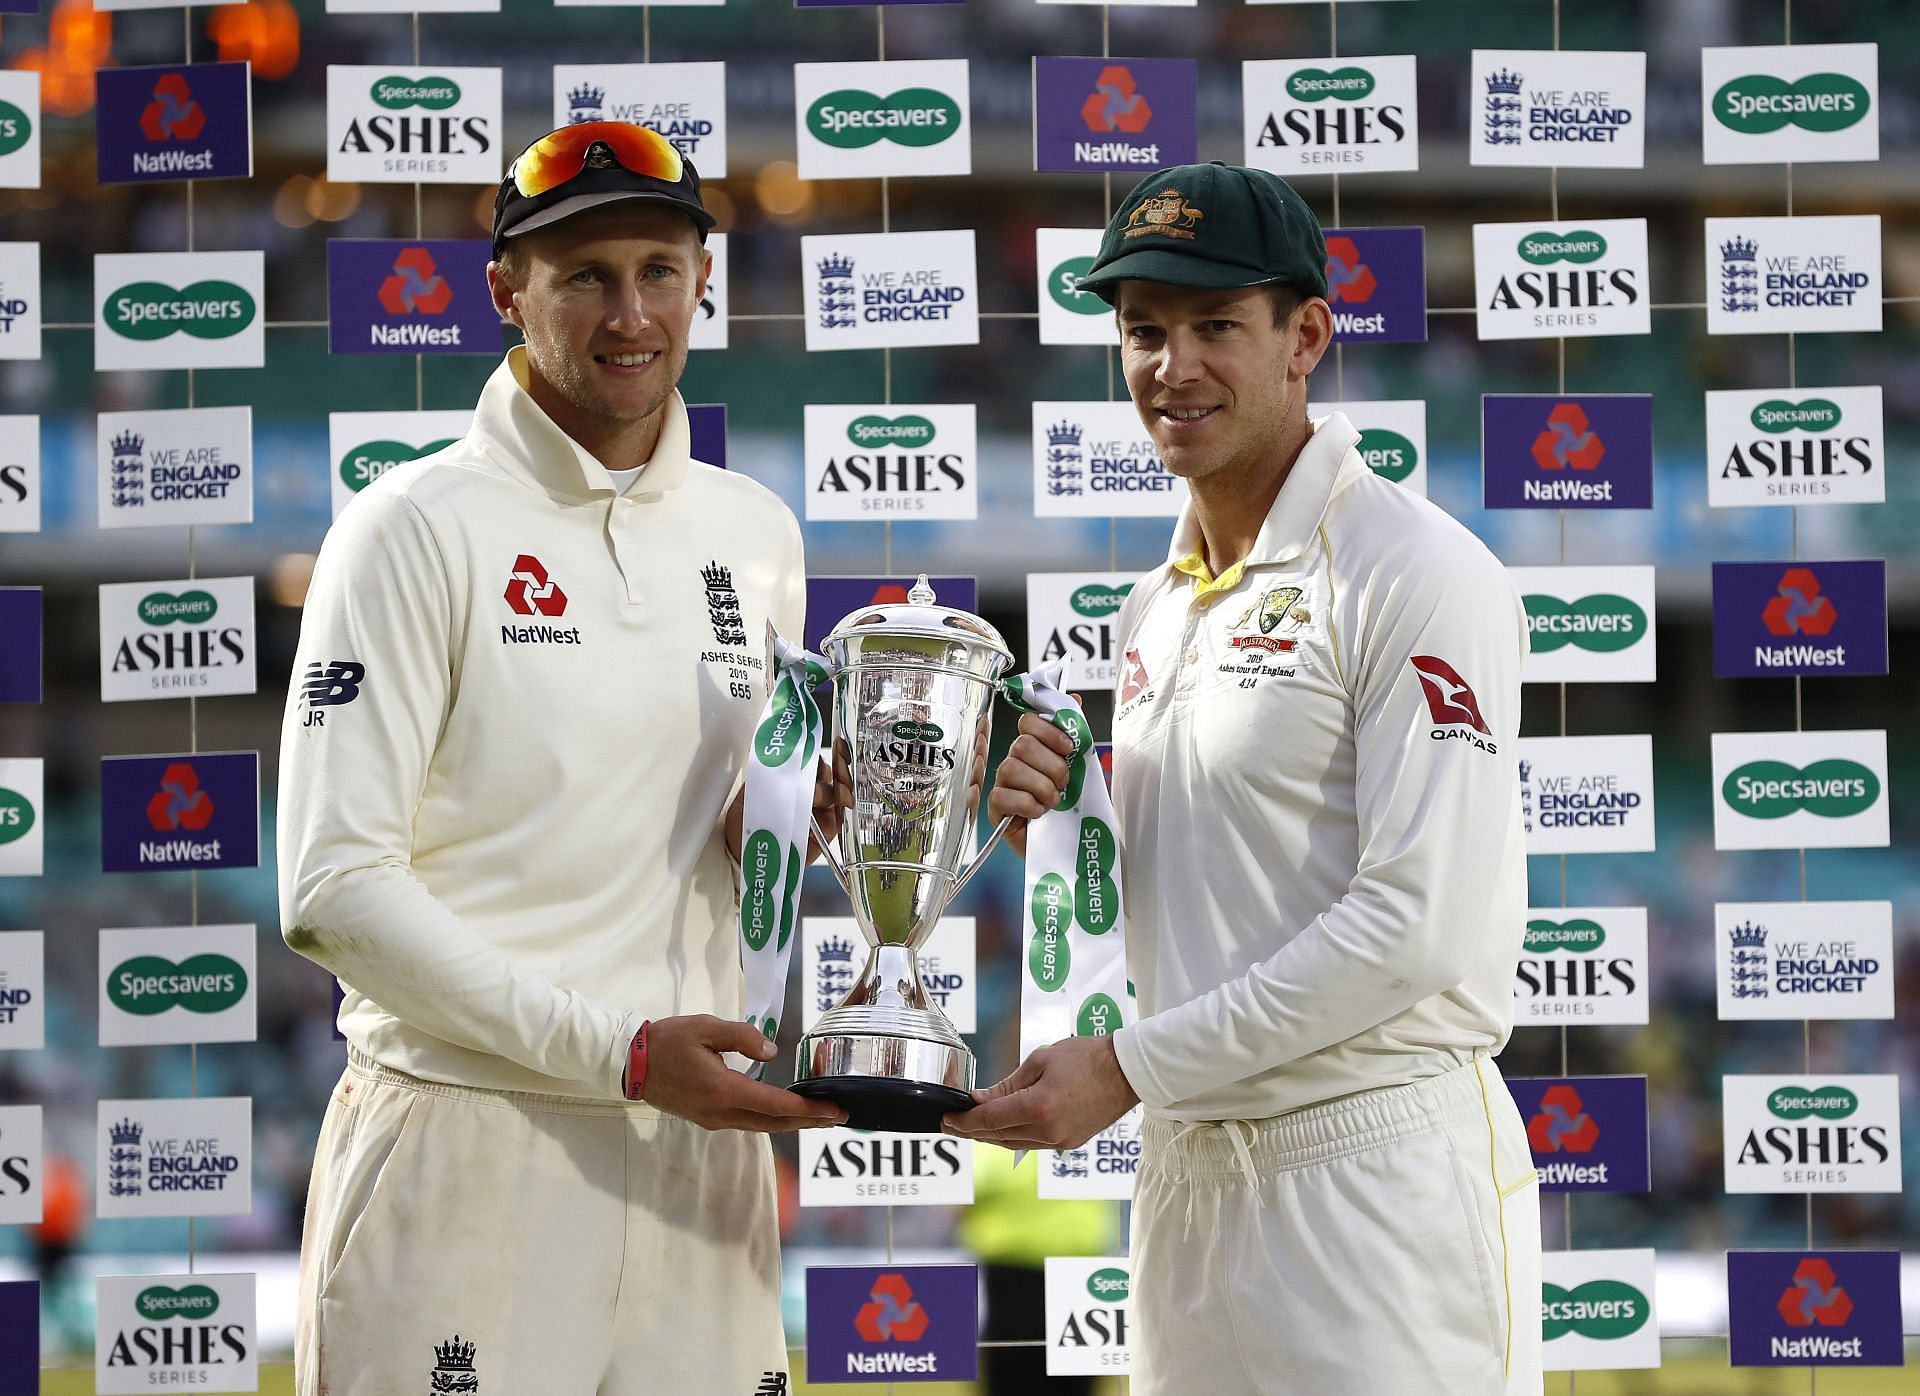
left=1410, top=655, right=1496, bottom=753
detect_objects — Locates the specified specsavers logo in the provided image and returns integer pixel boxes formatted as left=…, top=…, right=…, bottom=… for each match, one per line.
left=1524, top=918, right=1605, bottom=952
left=0, top=785, right=33, bottom=845
left=1286, top=66, right=1375, bottom=102
left=1519, top=229, right=1607, bottom=264
left=1769, top=1086, right=1857, bottom=1120
left=1714, top=74, right=1868, bottom=134
left=1722, top=761, right=1879, bottom=820
left=1524, top=593, right=1646, bottom=652
left=1543, top=1281, right=1650, bottom=1341
left=106, top=282, right=255, bottom=341
left=371, top=75, right=461, bottom=109
left=1358, top=427, right=1417, bottom=482
left=0, top=100, right=29, bottom=157
left=136, top=1284, right=220, bottom=1322
left=107, top=955, right=247, bottom=1016
left=339, top=436, right=457, bottom=495
left=1048, top=256, right=1103, bottom=316
left=808, top=89, right=958, bottom=148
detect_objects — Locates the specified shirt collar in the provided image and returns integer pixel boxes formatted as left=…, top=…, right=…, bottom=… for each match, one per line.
left=1165, top=411, right=1364, bottom=574
left=473, top=346, right=693, bottom=501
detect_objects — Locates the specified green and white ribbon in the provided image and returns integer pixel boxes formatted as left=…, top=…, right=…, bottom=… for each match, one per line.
left=738, top=634, right=832, bottom=1054
left=1002, top=661, right=1130, bottom=1061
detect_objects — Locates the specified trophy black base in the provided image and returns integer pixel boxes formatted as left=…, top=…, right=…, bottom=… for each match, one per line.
left=791, top=1075, right=975, bottom=1133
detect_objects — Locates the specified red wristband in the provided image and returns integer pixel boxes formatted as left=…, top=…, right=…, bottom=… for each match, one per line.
left=624, top=1021, right=650, bottom=1102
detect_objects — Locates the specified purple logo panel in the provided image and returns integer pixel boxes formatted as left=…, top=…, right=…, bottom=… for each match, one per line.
left=1506, top=1075, right=1650, bottom=1193
left=805, top=1264, right=979, bottom=1385
left=96, top=62, right=251, bottom=185
left=100, top=751, right=259, bottom=873
left=1728, top=1250, right=1903, bottom=1366
left=0, top=1281, right=38, bottom=1389
left=1484, top=394, right=1653, bottom=510
left=1325, top=227, right=1427, bottom=344
left=1034, top=57, right=1198, bottom=174
left=687, top=404, right=727, bottom=470
left=327, top=240, right=501, bottom=357
left=805, top=576, right=976, bottom=656
left=0, top=588, right=41, bottom=703
left=1711, top=560, right=1887, bottom=679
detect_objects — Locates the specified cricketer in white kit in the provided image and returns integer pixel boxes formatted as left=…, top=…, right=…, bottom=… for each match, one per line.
left=279, top=122, right=843, bottom=1396
left=955, top=161, right=1543, bottom=1395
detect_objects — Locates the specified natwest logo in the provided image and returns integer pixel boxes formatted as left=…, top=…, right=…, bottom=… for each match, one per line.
left=1533, top=403, right=1605, bottom=472
left=1035, top=56, right=1194, bottom=175
left=504, top=555, right=567, bottom=617
left=378, top=246, right=451, bottom=316
left=1325, top=236, right=1375, bottom=303
left=146, top=763, right=214, bottom=833
left=1778, top=1257, right=1851, bottom=1327
left=855, top=1273, right=928, bottom=1344
left=1082, top=66, right=1150, bottom=134
left=141, top=74, right=205, bottom=142
left=1527, top=1083, right=1598, bottom=1153
left=1762, top=568, right=1835, bottom=636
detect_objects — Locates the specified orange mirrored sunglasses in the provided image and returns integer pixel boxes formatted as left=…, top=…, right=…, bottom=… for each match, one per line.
left=510, top=122, right=685, bottom=199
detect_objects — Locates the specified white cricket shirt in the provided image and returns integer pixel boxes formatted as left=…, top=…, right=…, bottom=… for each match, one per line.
left=1108, top=412, right=1528, bottom=1123
left=278, top=349, right=804, bottom=1098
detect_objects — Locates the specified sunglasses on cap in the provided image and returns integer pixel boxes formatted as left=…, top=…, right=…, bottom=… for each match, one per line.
left=508, top=121, right=685, bottom=199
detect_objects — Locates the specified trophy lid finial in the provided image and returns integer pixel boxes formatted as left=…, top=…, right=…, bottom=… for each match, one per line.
left=907, top=574, right=936, bottom=607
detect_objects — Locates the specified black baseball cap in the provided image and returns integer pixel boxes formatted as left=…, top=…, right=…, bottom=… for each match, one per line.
left=1075, top=161, right=1329, bottom=304
left=492, top=121, right=715, bottom=255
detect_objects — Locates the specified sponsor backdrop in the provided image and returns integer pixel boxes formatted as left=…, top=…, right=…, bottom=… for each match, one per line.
left=0, top=0, right=1908, bottom=1387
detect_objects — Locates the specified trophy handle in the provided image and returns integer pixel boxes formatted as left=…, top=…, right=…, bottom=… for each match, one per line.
left=948, top=814, right=1016, bottom=899
left=809, top=812, right=854, bottom=896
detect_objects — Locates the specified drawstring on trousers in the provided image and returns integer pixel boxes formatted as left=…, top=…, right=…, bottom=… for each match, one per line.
left=1163, top=1118, right=1263, bottom=1239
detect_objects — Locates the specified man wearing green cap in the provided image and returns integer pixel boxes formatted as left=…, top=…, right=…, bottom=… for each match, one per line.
left=955, top=163, right=1541, bottom=1393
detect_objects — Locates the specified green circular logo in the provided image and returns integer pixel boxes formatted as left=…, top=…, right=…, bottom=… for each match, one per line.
left=1048, top=256, right=1105, bottom=316
left=109, top=955, right=249, bottom=1016
left=1028, top=873, right=1071, bottom=990
left=0, top=787, right=34, bottom=847
left=1076, top=992, right=1123, bottom=1037
left=1523, top=918, right=1605, bottom=954
left=1285, top=66, right=1376, bottom=103
left=1749, top=398, right=1840, bottom=434
left=0, top=101, right=32, bottom=159
left=739, top=831, right=783, bottom=951
left=1723, top=760, right=1879, bottom=819
left=107, top=281, right=256, bottom=341
left=1541, top=1280, right=1648, bottom=1342
left=848, top=414, right=936, bottom=449
left=1086, top=1267, right=1131, bottom=1302
left=340, top=438, right=458, bottom=493
left=807, top=88, right=961, bottom=149
left=1070, top=583, right=1128, bottom=618
left=1356, top=427, right=1417, bottom=483
left=136, top=1285, right=221, bottom=1322
left=1075, top=817, right=1117, bottom=934
left=1768, top=1085, right=1857, bottom=1120
left=1714, top=73, right=1869, bottom=134
left=138, top=590, right=218, bottom=627
left=373, top=76, right=462, bottom=111
left=1523, top=594, right=1648, bottom=654
left=1518, top=230, right=1607, bottom=266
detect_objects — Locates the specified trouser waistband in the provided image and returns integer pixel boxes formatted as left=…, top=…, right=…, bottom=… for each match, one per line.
left=346, top=1048, right=656, bottom=1118
left=1143, top=1058, right=1495, bottom=1180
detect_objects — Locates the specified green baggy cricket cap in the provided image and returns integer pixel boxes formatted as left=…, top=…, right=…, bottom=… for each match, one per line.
left=1075, top=160, right=1329, bottom=305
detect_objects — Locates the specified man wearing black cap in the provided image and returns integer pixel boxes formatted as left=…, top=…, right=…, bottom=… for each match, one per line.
left=958, top=162, right=1541, bottom=1393
left=279, top=122, right=842, bottom=1395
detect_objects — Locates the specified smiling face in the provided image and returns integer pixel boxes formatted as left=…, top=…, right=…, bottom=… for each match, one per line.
left=488, top=202, right=710, bottom=464
left=1116, top=280, right=1329, bottom=489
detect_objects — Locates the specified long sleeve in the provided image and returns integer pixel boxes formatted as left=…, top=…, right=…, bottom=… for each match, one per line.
left=1111, top=538, right=1526, bottom=1111
left=276, top=488, right=635, bottom=1096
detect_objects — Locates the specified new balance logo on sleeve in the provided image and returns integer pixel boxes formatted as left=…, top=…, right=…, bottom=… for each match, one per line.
left=299, top=660, right=365, bottom=728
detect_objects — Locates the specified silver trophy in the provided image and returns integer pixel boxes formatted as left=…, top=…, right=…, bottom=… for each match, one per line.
left=791, top=577, right=1014, bottom=1132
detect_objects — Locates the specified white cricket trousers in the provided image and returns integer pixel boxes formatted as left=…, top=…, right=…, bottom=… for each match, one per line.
left=295, top=1052, right=790, bottom=1396
left=1131, top=1056, right=1543, bottom=1396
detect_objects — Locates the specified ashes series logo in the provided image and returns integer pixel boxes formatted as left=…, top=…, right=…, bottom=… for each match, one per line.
left=804, top=404, right=976, bottom=520
left=1472, top=50, right=1645, bottom=168
left=1044, top=1259, right=1132, bottom=1376
left=1472, top=220, right=1648, bottom=340
left=1032, top=58, right=1196, bottom=173
left=1514, top=908, right=1648, bottom=1024
left=96, top=1096, right=252, bottom=1219
left=802, top=230, right=979, bottom=351
left=327, top=66, right=501, bottom=183
left=95, top=62, right=252, bottom=184
left=1705, top=386, right=1883, bottom=507
left=95, top=1273, right=257, bottom=1396
left=98, top=576, right=255, bottom=702
left=1027, top=574, right=1133, bottom=691
left=1716, top=901, right=1893, bottom=1022
left=552, top=62, right=727, bottom=174
left=1706, top=216, right=1881, bottom=335
left=1723, top=1076, right=1901, bottom=1194
left=0, top=414, right=38, bottom=534
left=1702, top=43, right=1878, bottom=165
left=1244, top=56, right=1418, bottom=174
left=0, top=1105, right=38, bottom=1225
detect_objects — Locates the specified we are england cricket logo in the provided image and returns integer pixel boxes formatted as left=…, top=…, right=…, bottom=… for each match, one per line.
left=0, top=241, right=38, bottom=362
left=97, top=407, right=252, bottom=530
left=326, top=66, right=501, bottom=184
left=802, top=230, right=978, bottom=351
left=1706, top=216, right=1881, bottom=336
left=96, top=1096, right=252, bottom=1219
left=804, top=404, right=976, bottom=521
left=94, top=251, right=264, bottom=371
left=1716, top=901, right=1894, bottom=1022
left=1472, top=50, right=1645, bottom=168
left=1706, top=387, right=1883, bottom=507
left=794, top=59, right=970, bottom=179
left=553, top=61, right=728, bottom=174
left=1514, top=734, right=1655, bottom=856
left=1702, top=43, right=1878, bottom=164
left=1031, top=402, right=1181, bottom=518
left=1243, top=55, right=1418, bottom=174
left=1472, top=220, right=1648, bottom=340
